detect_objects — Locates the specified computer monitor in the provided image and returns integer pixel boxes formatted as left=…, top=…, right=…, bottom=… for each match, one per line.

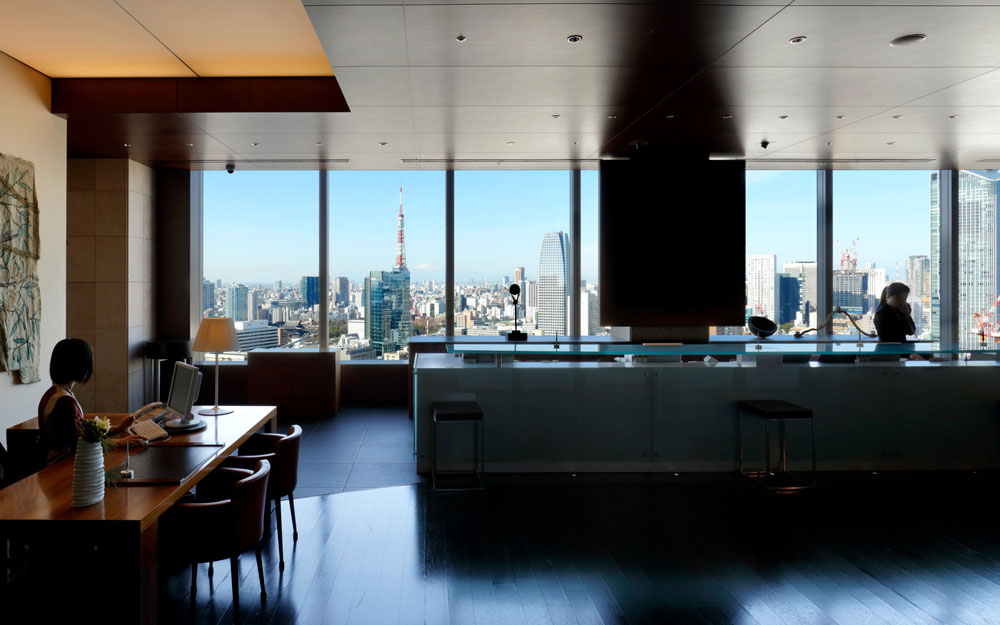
left=163, top=361, right=205, bottom=432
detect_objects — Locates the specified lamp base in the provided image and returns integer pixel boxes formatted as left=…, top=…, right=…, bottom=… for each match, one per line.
left=198, top=406, right=234, bottom=416
left=507, top=331, right=528, bottom=342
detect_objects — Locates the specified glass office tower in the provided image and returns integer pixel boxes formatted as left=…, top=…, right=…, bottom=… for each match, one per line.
left=300, top=275, right=320, bottom=308
left=224, top=284, right=249, bottom=322
left=364, top=269, right=412, bottom=356
left=747, top=254, right=776, bottom=320
left=538, top=231, right=569, bottom=336
left=931, top=170, right=1000, bottom=346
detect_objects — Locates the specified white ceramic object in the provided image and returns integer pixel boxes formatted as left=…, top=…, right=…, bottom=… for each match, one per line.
left=71, top=439, right=106, bottom=507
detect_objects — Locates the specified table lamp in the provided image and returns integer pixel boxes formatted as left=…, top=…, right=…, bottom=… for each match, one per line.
left=192, top=317, right=240, bottom=416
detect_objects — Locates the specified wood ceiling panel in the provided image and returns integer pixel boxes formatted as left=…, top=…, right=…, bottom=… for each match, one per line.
left=328, top=67, right=413, bottom=106
left=402, top=4, right=779, bottom=67
left=307, top=6, right=409, bottom=67
left=0, top=1, right=193, bottom=77
left=116, top=0, right=332, bottom=76
left=666, top=67, right=992, bottom=108
left=407, top=66, right=696, bottom=107
left=716, top=6, right=1000, bottom=68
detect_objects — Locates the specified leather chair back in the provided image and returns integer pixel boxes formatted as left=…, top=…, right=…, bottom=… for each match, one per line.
left=272, top=425, right=302, bottom=498
left=232, top=459, right=271, bottom=554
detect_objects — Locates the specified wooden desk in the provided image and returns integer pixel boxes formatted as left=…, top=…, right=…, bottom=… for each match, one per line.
left=0, top=405, right=277, bottom=625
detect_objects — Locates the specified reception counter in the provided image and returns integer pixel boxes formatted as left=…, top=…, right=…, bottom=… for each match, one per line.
left=413, top=342, right=1000, bottom=474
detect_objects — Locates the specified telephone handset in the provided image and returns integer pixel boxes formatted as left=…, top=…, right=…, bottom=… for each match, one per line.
left=133, top=402, right=166, bottom=422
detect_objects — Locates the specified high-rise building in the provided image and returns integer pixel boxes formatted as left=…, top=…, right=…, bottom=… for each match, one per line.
left=224, top=284, right=249, bottom=321
left=748, top=254, right=776, bottom=321
left=865, top=265, right=887, bottom=313
left=247, top=288, right=261, bottom=321
left=905, top=255, right=930, bottom=300
left=333, top=276, right=350, bottom=306
left=202, top=279, right=215, bottom=317
left=300, top=275, right=320, bottom=308
left=216, top=278, right=223, bottom=289
left=931, top=170, right=1000, bottom=345
left=833, top=270, right=866, bottom=315
left=538, top=232, right=570, bottom=335
left=233, top=320, right=279, bottom=351
left=273, top=280, right=282, bottom=293
left=777, top=274, right=800, bottom=325
left=365, top=269, right=411, bottom=356
left=578, top=288, right=600, bottom=335
left=514, top=267, right=525, bottom=283
left=782, top=260, right=817, bottom=315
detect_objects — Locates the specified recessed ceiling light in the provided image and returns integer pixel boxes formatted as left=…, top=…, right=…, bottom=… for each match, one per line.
left=506, top=141, right=516, bottom=146
left=949, top=114, right=959, bottom=119
left=573, top=141, right=579, bottom=145
left=567, top=34, right=583, bottom=43
left=607, top=114, right=617, bottom=119
left=455, top=35, right=467, bottom=43
left=664, top=114, right=675, bottom=119
left=722, top=114, right=733, bottom=120
left=378, top=141, right=388, bottom=146
left=826, top=142, right=833, bottom=146
left=778, top=115, right=789, bottom=120
left=316, top=142, right=324, bottom=146
left=250, top=142, right=260, bottom=146
left=835, top=115, right=846, bottom=120
left=185, top=143, right=194, bottom=147
left=789, top=35, right=807, bottom=45
left=551, top=114, right=561, bottom=119
left=886, top=141, right=896, bottom=145
left=892, top=115, right=902, bottom=119
left=123, top=143, right=132, bottom=147
left=890, top=34, right=926, bottom=47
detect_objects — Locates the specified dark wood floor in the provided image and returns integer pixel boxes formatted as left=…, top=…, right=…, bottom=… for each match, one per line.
left=147, top=471, right=1000, bottom=625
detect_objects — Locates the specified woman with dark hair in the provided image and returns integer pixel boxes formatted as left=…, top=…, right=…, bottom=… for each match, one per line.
left=38, top=338, right=145, bottom=464
left=873, top=282, right=916, bottom=342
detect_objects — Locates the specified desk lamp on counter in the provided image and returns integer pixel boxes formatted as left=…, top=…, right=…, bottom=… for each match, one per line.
left=192, top=317, right=241, bottom=416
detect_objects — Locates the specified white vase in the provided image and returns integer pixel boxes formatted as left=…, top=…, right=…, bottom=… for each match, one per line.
left=72, top=439, right=106, bottom=507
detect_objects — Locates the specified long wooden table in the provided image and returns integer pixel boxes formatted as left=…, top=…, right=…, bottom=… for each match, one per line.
left=0, top=405, right=277, bottom=624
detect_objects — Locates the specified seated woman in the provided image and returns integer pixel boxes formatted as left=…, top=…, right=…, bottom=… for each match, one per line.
left=873, top=282, right=916, bottom=343
left=38, top=338, right=147, bottom=465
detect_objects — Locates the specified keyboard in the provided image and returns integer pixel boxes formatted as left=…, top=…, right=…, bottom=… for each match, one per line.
left=129, top=419, right=169, bottom=441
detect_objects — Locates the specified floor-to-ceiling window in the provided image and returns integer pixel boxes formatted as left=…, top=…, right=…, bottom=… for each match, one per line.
left=202, top=171, right=319, bottom=356
left=739, top=170, right=817, bottom=336
left=454, top=171, right=571, bottom=337
left=954, top=169, right=1000, bottom=348
left=579, top=169, right=609, bottom=336
left=328, top=171, right=445, bottom=360
left=834, top=171, right=935, bottom=339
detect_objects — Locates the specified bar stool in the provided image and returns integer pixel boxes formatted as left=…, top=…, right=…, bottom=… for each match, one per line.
left=738, top=400, right=816, bottom=492
left=432, top=401, right=485, bottom=492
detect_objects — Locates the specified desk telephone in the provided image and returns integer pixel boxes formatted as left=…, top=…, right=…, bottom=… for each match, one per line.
left=128, top=403, right=170, bottom=441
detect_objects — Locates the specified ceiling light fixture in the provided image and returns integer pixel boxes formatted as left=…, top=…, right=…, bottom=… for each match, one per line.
left=551, top=114, right=561, bottom=119
left=886, top=141, right=896, bottom=145
left=607, top=114, right=617, bottom=119
left=722, top=114, right=733, bottom=119
left=892, top=115, right=902, bottom=119
left=835, top=115, right=846, bottom=120
left=826, top=142, right=833, bottom=146
left=250, top=142, right=260, bottom=146
left=567, top=34, right=583, bottom=43
left=455, top=35, right=467, bottom=42
left=316, top=142, right=324, bottom=146
left=664, top=114, right=675, bottom=119
left=890, top=34, right=927, bottom=47
left=789, top=35, right=807, bottom=44
left=778, top=115, right=789, bottom=120
left=123, top=143, right=132, bottom=148
left=185, top=143, right=194, bottom=147
left=949, top=114, right=959, bottom=119
left=506, top=141, right=516, bottom=145
left=378, top=141, right=388, bottom=146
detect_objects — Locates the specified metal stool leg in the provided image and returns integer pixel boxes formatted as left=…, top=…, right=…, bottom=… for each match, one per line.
left=764, top=419, right=770, bottom=490
left=811, top=418, right=817, bottom=487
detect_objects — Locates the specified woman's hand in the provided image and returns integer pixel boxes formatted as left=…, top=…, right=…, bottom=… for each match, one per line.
left=900, top=303, right=912, bottom=316
left=111, top=434, right=148, bottom=449
left=110, top=415, right=135, bottom=435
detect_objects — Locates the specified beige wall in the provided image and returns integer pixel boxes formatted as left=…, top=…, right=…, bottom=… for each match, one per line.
left=0, top=53, right=67, bottom=446
left=67, top=159, right=155, bottom=413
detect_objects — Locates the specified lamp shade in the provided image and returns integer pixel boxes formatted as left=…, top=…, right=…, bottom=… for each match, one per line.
left=192, top=317, right=241, bottom=353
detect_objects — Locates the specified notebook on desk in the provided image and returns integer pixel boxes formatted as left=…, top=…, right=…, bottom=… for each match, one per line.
left=109, top=444, right=223, bottom=484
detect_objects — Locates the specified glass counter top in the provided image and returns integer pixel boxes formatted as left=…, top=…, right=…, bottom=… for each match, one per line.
left=446, top=338, right=1000, bottom=357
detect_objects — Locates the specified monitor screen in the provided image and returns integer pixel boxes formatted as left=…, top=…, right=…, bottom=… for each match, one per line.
left=167, top=362, right=202, bottom=421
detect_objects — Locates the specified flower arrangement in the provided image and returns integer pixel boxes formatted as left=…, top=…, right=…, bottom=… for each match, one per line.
left=79, top=415, right=111, bottom=443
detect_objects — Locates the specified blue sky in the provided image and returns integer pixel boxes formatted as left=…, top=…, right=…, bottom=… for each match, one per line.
left=204, top=168, right=932, bottom=285
left=747, top=169, right=933, bottom=278
left=204, top=170, right=600, bottom=285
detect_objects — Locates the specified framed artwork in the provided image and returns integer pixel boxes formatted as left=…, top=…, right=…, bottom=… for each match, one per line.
left=0, top=153, right=40, bottom=383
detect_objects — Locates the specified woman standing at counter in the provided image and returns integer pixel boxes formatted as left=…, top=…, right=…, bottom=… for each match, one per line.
left=874, top=282, right=916, bottom=342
